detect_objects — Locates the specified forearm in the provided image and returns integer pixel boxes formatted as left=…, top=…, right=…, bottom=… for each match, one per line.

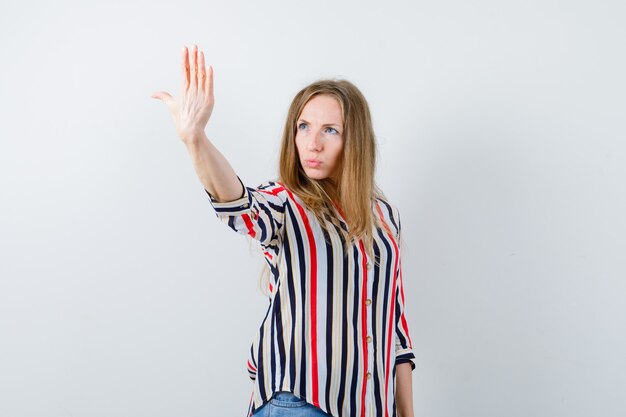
left=395, top=362, right=414, bottom=417
left=184, top=131, right=243, bottom=202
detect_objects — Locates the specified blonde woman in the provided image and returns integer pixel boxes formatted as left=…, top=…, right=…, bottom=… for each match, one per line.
left=152, top=44, right=416, bottom=417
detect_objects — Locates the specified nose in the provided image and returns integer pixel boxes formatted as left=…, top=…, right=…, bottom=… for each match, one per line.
left=307, top=130, right=323, bottom=151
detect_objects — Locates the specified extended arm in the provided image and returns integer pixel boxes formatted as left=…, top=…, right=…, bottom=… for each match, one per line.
left=152, top=44, right=243, bottom=203
left=185, top=131, right=243, bottom=202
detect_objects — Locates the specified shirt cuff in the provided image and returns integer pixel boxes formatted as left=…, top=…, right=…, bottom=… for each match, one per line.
left=395, top=349, right=416, bottom=371
left=204, top=176, right=250, bottom=214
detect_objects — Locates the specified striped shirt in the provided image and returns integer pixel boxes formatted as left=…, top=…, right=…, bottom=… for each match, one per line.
left=205, top=176, right=416, bottom=417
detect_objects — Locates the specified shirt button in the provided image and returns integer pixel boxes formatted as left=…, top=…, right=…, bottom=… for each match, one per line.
left=366, top=262, right=372, bottom=269
left=366, top=372, right=372, bottom=379
left=365, top=299, right=372, bottom=306
left=242, top=203, right=249, bottom=208
left=367, top=335, right=372, bottom=343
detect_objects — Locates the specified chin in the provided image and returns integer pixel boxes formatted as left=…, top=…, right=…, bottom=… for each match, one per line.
left=304, top=169, right=329, bottom=180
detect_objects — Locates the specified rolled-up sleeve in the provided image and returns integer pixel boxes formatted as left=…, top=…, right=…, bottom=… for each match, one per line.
left=393, top=209, right=416, bottom=371
left=204, top=176, right=287, bottom=250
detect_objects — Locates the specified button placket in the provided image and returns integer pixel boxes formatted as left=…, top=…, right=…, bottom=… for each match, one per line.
left=365, top=253, right=375, bottom=414
left=365, top=261, right=373, bottom=346
left=359, top=244, right=377, bottom=416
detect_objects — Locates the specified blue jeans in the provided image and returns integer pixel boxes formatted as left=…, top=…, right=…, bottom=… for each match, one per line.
left=251, top=391, right=332, bottom=416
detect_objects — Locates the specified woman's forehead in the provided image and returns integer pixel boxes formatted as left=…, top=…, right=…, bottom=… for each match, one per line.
left=299, top=94, right=344, bottom=124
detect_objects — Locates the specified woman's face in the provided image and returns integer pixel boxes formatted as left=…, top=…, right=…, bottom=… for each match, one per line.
left=295, top=94, right=344, bottom=181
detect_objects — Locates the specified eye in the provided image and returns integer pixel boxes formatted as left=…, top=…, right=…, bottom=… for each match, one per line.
left=325, top=127, right=340, bottom=134
left=297, top=122, right=308, bottom=130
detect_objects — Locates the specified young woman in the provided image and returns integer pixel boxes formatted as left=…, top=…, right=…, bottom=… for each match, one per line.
left=152, top=44, right=416, bottom=417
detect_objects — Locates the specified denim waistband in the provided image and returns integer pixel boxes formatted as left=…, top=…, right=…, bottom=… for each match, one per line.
left=273, top=391, right=304, bottom=402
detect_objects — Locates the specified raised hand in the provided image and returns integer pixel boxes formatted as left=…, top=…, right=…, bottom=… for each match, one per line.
left=152, top=44, right=215, bottom=143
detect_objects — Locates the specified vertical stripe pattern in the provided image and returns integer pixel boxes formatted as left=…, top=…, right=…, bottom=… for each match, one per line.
left=205, top=177, right=416, bottom=417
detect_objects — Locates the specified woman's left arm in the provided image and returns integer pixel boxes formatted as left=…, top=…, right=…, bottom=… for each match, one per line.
left=392, top=205, right=416, bottom=417
left=396, top=362, right=414, bottom=417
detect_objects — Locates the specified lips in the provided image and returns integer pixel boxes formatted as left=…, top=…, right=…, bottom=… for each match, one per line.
left=305, top=159, right=321, bottom=168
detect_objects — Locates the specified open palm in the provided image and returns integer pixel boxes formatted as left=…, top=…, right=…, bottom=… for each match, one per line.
left=152, top=44, right=214, bottom=142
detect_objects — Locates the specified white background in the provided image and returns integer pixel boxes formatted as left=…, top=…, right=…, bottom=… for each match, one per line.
left=1, top=1, right=625, bottom=416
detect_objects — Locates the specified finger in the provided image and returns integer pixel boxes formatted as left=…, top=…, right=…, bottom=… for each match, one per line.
left=181, top=46, right=189, bottom=92
left=198, top=51, right=207, bottom=92
left=189, top=44, right=198, bottom=91
left=151, top=91, right=174, bottom=108
left=206, top=65, right=214, bottom=100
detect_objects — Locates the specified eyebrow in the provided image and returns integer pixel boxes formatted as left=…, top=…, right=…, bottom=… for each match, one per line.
left=297, top=118, right=342, bottom=128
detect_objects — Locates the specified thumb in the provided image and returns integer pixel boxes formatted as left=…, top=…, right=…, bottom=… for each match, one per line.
left=151, top=91, right=173, bottom=106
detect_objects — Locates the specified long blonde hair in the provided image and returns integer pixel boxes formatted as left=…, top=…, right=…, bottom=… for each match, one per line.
left=256, top=78, right=388, bottom=296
